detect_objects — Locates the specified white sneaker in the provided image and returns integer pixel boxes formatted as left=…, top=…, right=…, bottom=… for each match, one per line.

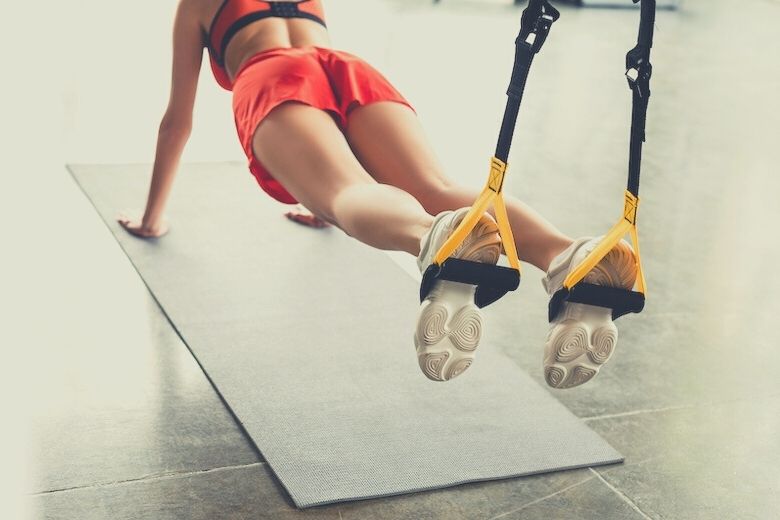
left=415, top=208, right=502, bottom=381
left=541, top=237, right=638, bottom=389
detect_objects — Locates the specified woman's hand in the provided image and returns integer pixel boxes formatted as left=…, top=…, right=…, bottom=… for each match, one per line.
left=118, top=212, right=170, bottom=238
left=285, top=205, right=330, bottom=229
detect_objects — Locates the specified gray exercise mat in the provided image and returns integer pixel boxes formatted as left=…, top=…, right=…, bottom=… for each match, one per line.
left=69, top=163, right=622, bottom=508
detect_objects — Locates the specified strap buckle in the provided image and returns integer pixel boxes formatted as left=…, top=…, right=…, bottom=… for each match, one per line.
left=625, top=47, right=653, bottom=97
left=531, top=14, right=556, bottom=52
left=519, top=1, right=560, bottom=54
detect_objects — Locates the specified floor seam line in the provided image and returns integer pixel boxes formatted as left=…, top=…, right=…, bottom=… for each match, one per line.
left=583, top=391, right=780, bottom=422
left=30, top=462, right=266, bottom=496
left=582, top=404, right=694, bottom=422
left=590, top=469, right=654, bottom=520
left=486, top=476, right=595, bottom=520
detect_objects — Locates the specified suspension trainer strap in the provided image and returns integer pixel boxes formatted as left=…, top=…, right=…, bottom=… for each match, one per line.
left=625, top=0, right=656, bottom=197
left=430, top=0, right=560, bottom=269
left=495, top=0, right=560, bottom=163
left=559, top=0, right=656, bottom=299
left=424, top=0, right=561, bottom=307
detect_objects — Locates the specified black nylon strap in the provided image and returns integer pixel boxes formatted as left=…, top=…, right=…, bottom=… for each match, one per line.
left=495, top=0, right=559, bottom=163
left=419, top=259, right=520, bottom=308
left=625, top=0, right=656, bottom=197
left=548, top=284, right=646, bottom=322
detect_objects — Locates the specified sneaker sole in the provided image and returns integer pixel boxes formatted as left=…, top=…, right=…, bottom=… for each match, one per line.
left=415, top=215, right=501, bottom=382
left=415, top=282, right=484, bottom=381
left=544, top=240, right=636, bottom=389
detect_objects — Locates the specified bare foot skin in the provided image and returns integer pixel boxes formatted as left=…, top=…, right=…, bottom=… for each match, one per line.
left=117, top=212, right=169, bottom=238
left=285, top=205, right=331, bottom=228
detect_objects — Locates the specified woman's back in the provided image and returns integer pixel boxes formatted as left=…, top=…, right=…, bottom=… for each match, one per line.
left=192, top=0, right=331, bottom=85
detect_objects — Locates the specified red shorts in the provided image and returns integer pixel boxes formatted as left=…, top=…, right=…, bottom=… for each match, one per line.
left=231, top=46, right=414, bottom=204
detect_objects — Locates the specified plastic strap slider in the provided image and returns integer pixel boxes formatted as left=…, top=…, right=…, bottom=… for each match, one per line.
left=487, top=158, right=507, bottom=193
left=623, top=191, right=639, bottom=225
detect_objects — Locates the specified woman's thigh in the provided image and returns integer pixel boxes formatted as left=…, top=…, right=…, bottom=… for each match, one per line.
left=344, top=102, right=453, bottom=206
left=252, top=102, right=375, bottom=222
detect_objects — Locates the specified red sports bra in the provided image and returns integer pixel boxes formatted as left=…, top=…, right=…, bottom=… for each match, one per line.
left=207, top=0, right=327, bottom=90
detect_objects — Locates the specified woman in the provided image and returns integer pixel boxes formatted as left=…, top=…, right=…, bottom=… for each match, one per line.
left=118, top=0, right=637, bottom=388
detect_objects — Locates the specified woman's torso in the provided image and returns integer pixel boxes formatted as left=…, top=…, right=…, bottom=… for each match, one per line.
left=194, top=0, right=331, bottom=89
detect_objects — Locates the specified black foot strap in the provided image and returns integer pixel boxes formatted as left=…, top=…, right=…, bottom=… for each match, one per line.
left=548, top=283, right=646, bottom=322
left=420, top=258, right=521, bottom=309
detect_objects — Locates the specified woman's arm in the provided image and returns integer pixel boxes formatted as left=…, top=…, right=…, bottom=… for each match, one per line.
left=120, top=0, right=203, bottom=237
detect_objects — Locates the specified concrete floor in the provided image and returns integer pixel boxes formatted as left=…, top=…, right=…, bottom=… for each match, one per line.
left=4, top=0, right=780, bottom=518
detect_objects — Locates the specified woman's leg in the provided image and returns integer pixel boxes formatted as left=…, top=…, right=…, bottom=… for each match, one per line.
left=344, top=102, right=572, bottom=271
left=252, top=102, right=433, bottom=255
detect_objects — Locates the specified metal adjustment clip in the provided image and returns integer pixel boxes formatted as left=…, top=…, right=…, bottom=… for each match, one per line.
left=518, top=1, right=560, bottom=54
left=625, top=48, right=653, bottom=98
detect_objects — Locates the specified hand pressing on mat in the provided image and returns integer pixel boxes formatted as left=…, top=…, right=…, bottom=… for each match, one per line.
left=285, top=205, right=330, bottom=228
left=118, top=212, right=170, bottom=238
